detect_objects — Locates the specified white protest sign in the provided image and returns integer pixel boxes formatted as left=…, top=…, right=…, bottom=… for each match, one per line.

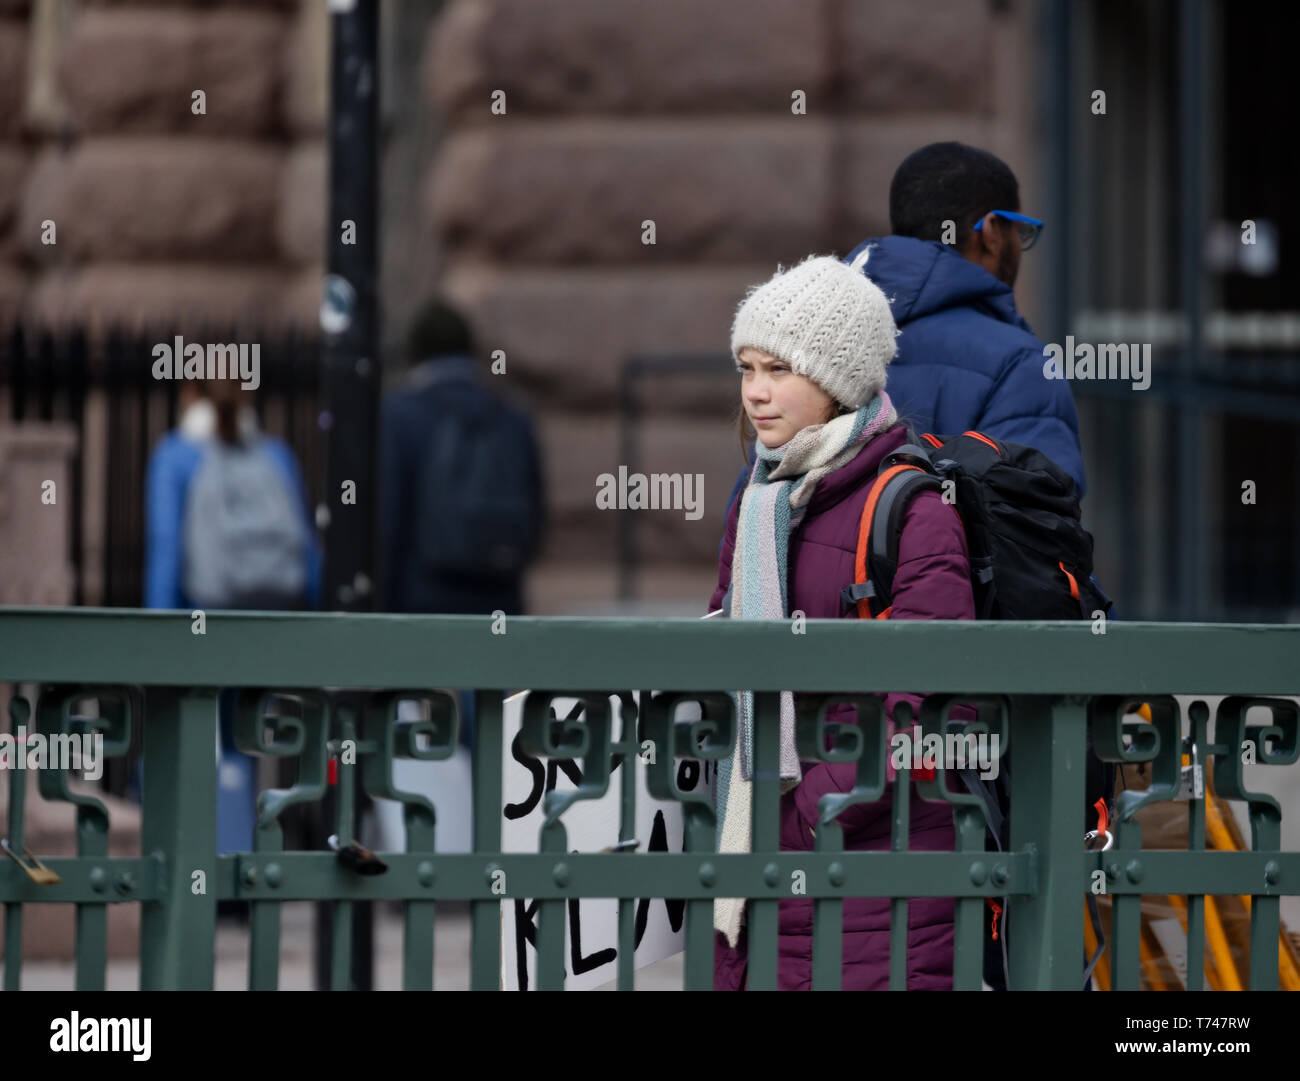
left=499, top=690, right=717, bottom=990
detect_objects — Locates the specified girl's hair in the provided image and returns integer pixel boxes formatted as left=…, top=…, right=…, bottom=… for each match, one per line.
left=734, top=398, right=846, bottom=459
left=735, top=403, right=755, bottom=459
left=200, top=379, right=244, bottom=445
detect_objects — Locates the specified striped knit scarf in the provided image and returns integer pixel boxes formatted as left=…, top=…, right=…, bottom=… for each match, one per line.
left=714, top=391, right=898, bottom=948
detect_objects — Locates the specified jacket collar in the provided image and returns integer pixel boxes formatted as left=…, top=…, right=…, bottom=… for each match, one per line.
left=803, top=423, right=907, bottom=515
left=405, top=355, right=477, bottom=390
left=845, top=235, right=1033, bottom=335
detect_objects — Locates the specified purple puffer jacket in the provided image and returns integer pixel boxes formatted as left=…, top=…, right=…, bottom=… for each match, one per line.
left=708, top=423, right=976, bottom=991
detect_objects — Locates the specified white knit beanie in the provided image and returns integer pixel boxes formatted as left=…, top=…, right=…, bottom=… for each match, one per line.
left=730, top=248, right=899, bottom=409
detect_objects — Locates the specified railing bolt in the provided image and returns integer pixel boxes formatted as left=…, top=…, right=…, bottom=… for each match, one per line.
left=417, top=861, right=436, bottom=887
left=242, top=865, right=258, bottom=887
left=1264, top=860, right=1280, bottom=886
left=264, top=863, right=282, bottom=888
left=828, top=862, right=845, bottom=887
left=114, top=871, right=135, bottom=895
left=698, top=862, right=716, bottom=888
left=1106, top=862, right=1120, bottom=881
left=89, top=867, right=107, bottom=893
left=552, top=862, right=569, bottom=887
left=763, top=862, right=780, bottom=888
left=991, top=864, right=1008, bottom=887
left=969, top=861, right=987, bottom=886
left=1125, top=859, right=1143, bottom=884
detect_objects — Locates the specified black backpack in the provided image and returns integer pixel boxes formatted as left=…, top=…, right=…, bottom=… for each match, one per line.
left=840, top=428, right=1111, bottom=622
left=413, top=397, right=542, bottom=577
left=840, top=427, right=1115, bottom=989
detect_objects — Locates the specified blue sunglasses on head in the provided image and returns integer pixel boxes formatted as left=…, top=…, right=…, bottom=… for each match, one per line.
left=972, top=209, right=1044, bottom=250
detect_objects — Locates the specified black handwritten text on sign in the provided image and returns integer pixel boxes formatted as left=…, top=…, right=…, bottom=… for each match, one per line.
left=505, top=728, right=717, bottom=989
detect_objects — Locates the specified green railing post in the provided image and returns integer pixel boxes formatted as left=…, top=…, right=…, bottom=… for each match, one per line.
left=139, top=687, right=218, bottom=991
left=470, top=689, right=504, bottom=991
left=3, top=696, right=32, bottom=991
left=1008, top=694, right=1086, bottom=990
left=745, top=691, right=782, bottom=990
left=1213, top=695, right=1294, bottom=991
left=615, top=696, right=640, bottom=991
left=888, top=757, right=911, bottom=991
left=1184, top=700, right=1210, bottom=991
left=328, top=702, right=357, bottom=991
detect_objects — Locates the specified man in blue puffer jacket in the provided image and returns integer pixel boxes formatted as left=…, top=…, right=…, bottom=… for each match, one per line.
left=725, top=141, right=1086, bottom=511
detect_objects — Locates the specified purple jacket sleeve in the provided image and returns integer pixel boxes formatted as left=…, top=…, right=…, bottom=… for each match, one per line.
left=708, top=485, right=743, bottom=613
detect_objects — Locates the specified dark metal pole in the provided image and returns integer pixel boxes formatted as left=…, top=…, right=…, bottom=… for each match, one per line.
left=1177, top=0, right=1207, bottom=620
left=321, top=2, right=380, bottom=612
left=316, top=0, right=380, bottom=991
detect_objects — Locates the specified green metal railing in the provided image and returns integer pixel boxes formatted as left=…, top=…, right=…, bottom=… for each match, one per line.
left=0, top=608, right=1297, bottom=990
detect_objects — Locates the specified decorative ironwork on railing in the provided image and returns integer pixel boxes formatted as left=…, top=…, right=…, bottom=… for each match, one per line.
left=0, top=608, right=1297, bottom=990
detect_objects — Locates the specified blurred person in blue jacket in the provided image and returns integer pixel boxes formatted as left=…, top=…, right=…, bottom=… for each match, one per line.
left=144, top=377, right=320, bottom=859
left=145, top=379, right=320, bottom=609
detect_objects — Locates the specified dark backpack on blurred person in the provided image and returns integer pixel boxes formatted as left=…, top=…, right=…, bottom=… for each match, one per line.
left=413, top=394, right=543, bottom=577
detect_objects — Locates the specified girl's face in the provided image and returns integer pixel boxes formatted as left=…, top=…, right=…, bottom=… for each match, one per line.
left=737, top=347, right=837, bottom=447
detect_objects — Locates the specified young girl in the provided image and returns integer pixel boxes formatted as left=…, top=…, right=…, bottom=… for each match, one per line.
left=709, top=250, right=976, bottom=991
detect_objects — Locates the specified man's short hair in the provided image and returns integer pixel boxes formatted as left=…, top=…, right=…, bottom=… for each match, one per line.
left=407, top=299, right=476, bottom=363
left=889, top=142, right=1020, bottom=250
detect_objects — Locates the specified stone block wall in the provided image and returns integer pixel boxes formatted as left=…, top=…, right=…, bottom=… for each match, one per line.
left=423, top=0, right=1036, bottom=605
left=1, top=0, right=324, bottom=334
left=0, top=423, right=76, bottom=604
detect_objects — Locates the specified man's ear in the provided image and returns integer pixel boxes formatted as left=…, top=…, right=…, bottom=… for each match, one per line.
left=970, top=211, right=1001, bottom=257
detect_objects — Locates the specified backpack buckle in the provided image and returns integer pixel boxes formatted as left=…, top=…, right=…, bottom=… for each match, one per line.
left=881, top=446, right=934, bottom=473
left=882, top=429, right=935, bottom=473
left=840, top=580, right=876, bottom=613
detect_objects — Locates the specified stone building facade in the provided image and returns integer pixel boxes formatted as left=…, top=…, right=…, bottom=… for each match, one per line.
left=1, top=0, right=328, bottom=332
left=424, top=0, right=1041, bottom=611
left=0, top=0, right=1042, bottom=614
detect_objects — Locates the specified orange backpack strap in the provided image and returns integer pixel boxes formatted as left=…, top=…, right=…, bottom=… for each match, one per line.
left=845, top=463, right=930, bottom=618
left=1058, top=561, right=1080, bottom=600
left=962, top=430, right=1003, bottom=455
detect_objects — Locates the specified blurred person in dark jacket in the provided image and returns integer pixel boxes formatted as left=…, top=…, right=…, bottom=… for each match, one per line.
left=380, top=299, right=545, bottom=617
left=379, top=300, right=545, bottom=755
